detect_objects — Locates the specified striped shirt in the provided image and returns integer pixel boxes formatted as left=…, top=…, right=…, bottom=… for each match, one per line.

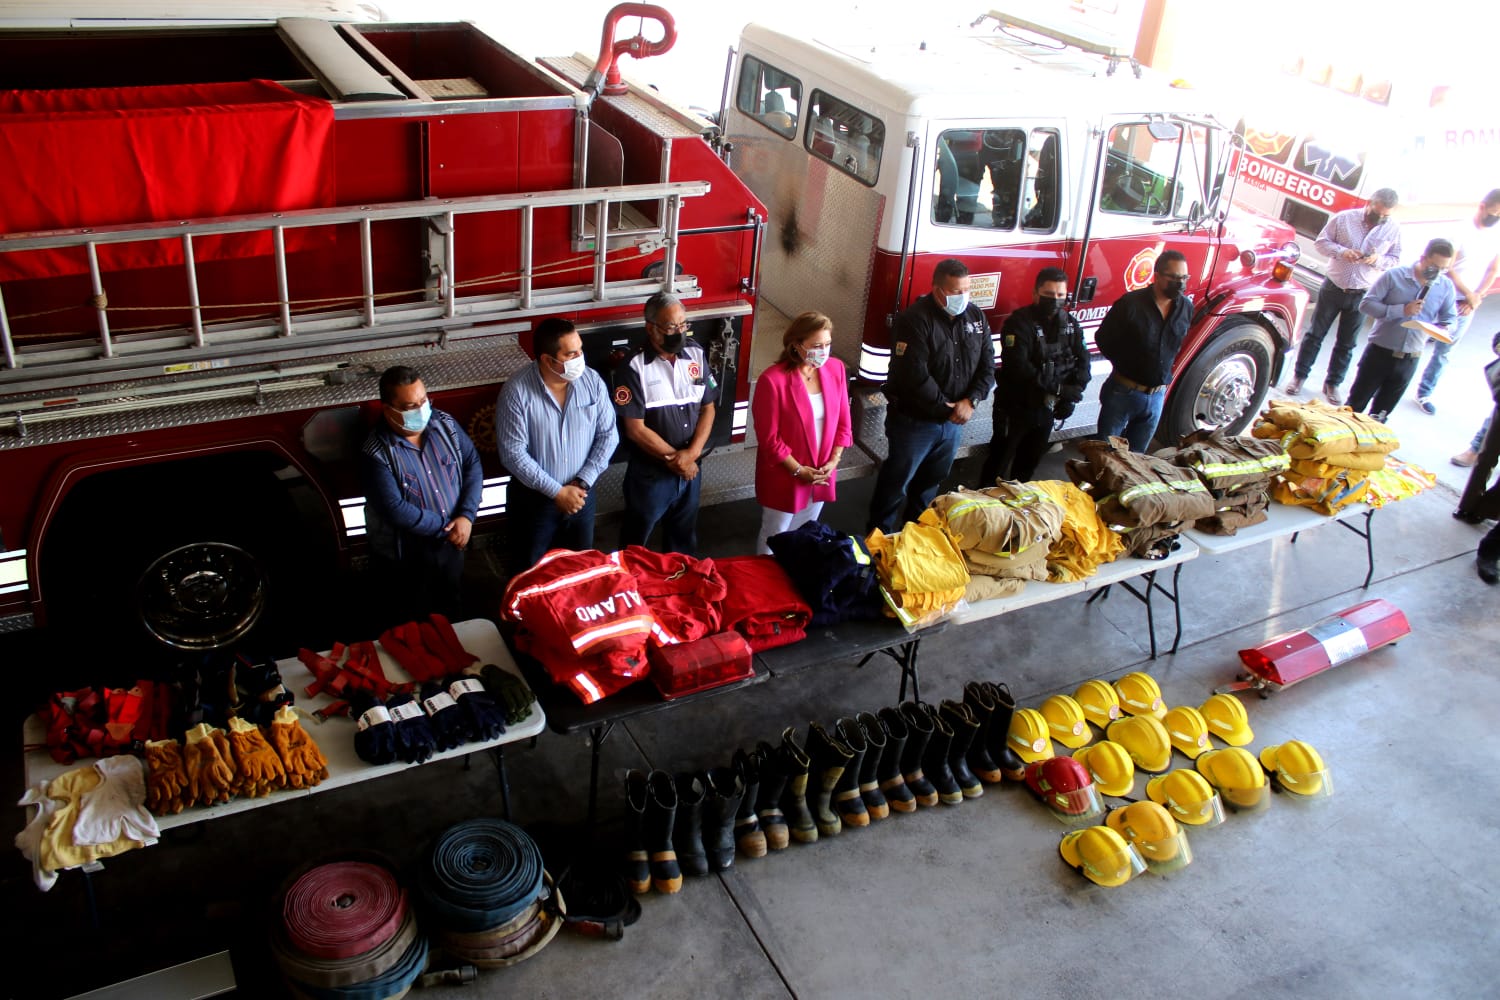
left=1314, top=208, right=1402, bottom=292
left=361, top=410, right=483, bottom=545
left=495, top=361, right=618, bottom=497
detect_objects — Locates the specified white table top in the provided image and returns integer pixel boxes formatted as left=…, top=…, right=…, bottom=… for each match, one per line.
left=1184, top=501, right=1373, bottom=556
left=23, top=618, right=545, bottom=833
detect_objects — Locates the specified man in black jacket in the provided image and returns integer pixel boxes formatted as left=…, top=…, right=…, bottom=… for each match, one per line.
left=981, top=266, right=1091, bottom=484
left=1094, top=249, right=1192, bottom=451
left=868, top=258, right=995, bottom=532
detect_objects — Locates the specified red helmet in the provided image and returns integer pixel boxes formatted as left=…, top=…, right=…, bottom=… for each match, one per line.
left=1025, top=756, right=1104, bottom=824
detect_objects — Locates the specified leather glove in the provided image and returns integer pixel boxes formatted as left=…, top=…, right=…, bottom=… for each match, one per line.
left=185, top=723, right=235, bottom=806
left=271, top=705, right=329, bottom=787
left=227, top=716, right=286, bottom=797
left=144, top=738, right=192, bottom=815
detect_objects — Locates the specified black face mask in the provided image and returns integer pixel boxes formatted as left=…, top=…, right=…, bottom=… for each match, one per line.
left=1365, top=212, right=1386, bottom=229
left=661, top=332, right=685, bottom=354
left=1422, top=265, right=1442, bottom=281
left=1481, top=214, right=1500, bottom=228
left=1162, top=277, right=1187, bottom=298
left=1038, top=296, right=1066, bottom=318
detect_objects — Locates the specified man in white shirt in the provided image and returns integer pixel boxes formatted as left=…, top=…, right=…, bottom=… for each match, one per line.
left=1415, top=189, right=1500, bottom=413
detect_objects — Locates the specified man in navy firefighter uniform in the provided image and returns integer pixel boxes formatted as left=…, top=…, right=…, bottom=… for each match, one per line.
left=613, top=291, right=719, bottom=555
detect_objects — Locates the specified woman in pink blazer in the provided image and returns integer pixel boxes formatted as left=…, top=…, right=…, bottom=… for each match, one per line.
left=752, top=312, right=853, bottom=553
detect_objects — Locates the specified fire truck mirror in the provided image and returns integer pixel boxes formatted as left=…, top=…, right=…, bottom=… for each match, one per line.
left=302, top=406, right=367, bottom=463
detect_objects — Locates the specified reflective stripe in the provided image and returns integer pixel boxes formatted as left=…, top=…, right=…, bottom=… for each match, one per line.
left=1118, top=478, right=1208, bottom=506
left=848, top=538, right=872, bottom=565
left=1190, top=454, right=1291, bottom=480
left=571, top=672, right=605, bottom=704
left=572, top=615, right=656, bottom=652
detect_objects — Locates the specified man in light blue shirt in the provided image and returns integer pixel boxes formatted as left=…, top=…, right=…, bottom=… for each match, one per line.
left=1345, top=239, right=1458, bottom=423
left=496, top=317, right=618, bottom=572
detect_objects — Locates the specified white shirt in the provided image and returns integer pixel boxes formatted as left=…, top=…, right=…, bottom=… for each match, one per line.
left=1454, top=221, right=1500, bottom=296
left=806, top=384, right=827, bottom=456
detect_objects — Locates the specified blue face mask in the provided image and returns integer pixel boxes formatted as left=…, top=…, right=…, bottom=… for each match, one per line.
left=401, top=400, right=432, bottom=433
left=941, top=290, right=970, bottom=317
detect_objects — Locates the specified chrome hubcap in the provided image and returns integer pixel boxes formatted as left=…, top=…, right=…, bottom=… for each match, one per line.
left=1192, top=352, right=1259, bottom=431
left=137, top=542, right=266, bottom=650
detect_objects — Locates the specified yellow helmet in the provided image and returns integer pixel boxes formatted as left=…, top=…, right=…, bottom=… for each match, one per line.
left=1196, top=748, right=1270, bottom=812
left=1162, top=705, right=1214, bottom=761
left=1073, top=679, right=1122, bottom=730
left=1058, top=826, right=1147, bottom=888
left=1113, top=672, right=1167, bottom=720
left=1072, top=741, right=1135, bottom=797
left=1145, top=769, right=1226, bottom=827
left=1105, top=801, right=1192, bottom=874
left=1106, top=715, right=1173, bottom=774
left=1007, top=708, right=1055, bottom=764
left=1199, top=693, right=1254, bottom=747
left=1040, top=694, right=1092, bottom=750
left=1259, top=740, right=1332, bottom=798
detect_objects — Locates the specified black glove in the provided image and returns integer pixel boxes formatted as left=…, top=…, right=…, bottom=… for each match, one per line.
left=1053, top=400, right=1076, bottom=421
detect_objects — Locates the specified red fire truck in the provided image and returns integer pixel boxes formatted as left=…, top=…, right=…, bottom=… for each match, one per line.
left=0, top=6, right=763, bottom=644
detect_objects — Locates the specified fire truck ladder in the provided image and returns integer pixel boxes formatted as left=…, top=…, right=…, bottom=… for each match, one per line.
left=0, top=180, right=709, bottom=397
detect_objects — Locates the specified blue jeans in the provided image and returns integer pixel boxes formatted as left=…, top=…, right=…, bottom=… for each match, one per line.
left=1416, top=309, right=1474, bottom=399
left=507, top=481, right=597, bottom=573
left=621, top=461, right=702, bottom=554
left=1294, top=283, right=1366, bottom=387
left=868, top=410, right=961, bottom=533
left=1096, top=376, right=1166, bottom=452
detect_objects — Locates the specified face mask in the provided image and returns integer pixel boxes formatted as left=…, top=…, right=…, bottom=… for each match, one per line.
left=1364, top=212, right=1385, bottom=229
left=1422, top=264, right=1443, bottom=281
left=1481, top=214, right=1499, bottom=228
left=661, top=332, right=685, bottom=354
left=1039, top=296, right=1066, bottom=318
left=1162, top=277, right=1187, bottom=298
left=553, top=354, right=586, bottom=382
left=802, top=345, right=830, bottom=369
left=400, top=400, right=432, bottom=434
left=941, top=290, right=970, bottom=317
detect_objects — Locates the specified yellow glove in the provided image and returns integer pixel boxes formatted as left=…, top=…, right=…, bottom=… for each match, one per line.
left=227, top=717, right=286, bottom=797
left=270, top=706, right=329, bottom=789
left=144, top=739, right=191, bottom=815
left=185, top=723, right=235, bottom=806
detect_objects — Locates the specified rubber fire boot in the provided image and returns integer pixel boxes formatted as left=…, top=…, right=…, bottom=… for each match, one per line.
left=732, top=748, right=766, bottom=859
left=897, top=702, right=939, bottom=808
left=778, top=728, right=818, bottom=844
left=875, top=707, right=915, bottom=813
left=701, top=766, right=745, bottom=872
left=855, top=711, right=890, bottom=821
left=673, top=772, right=710, bottom=878
left=921, top=703, right=962, bottom=805
left=644, top=770, right=682, bottom=894
left=962, top=681, right=1004, bottom=784
left=754, top=742, right=790, bottom=851
left=623, top=769, right=652, bottom=894
left=806, top=722, right=854, bottom=837
left=984, top=681, right=1026, bottom=781
left=831, top=718, right=871, bottom=829
left=940, top=699, right=984, bottom=799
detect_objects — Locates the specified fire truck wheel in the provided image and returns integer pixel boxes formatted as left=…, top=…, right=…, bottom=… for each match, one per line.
left=1162, top=319, right=1275, bottom=440
left=135, top=541, right=267, bottom=651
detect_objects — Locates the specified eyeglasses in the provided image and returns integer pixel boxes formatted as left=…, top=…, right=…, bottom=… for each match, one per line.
left=653, top=321, right=692, bottom=335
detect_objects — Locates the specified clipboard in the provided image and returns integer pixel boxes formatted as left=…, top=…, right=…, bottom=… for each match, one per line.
left=1400, top=319, right=1452, bottom=344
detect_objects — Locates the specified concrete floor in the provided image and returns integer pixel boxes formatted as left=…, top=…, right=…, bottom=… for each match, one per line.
left=5, top=302, right=1499, bottom=1000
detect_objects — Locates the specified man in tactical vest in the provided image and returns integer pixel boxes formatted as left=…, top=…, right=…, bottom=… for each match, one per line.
left=981, top=267, right=1091, bottom=484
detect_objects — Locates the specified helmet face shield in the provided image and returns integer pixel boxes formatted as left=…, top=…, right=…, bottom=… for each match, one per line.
left=1060, top=827, right=1147, bottom=888
left=1135, top=829, right=1194, bottom=873
left=1045, top=784, right=1105, bottom=826
left=1106, top=803, right=1192, bottom=874
left=1148, top=771, right=1227, bottom=827
left=1275, top=766, right=1333, bottom=799
left=1168, top=790, right=1225, bottom=827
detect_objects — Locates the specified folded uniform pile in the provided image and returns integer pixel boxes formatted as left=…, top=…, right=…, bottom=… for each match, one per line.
left=1066, top=436, right=1215, bottom=558
left=923, top=484, right=1065, bottom=601
left=865, top=520, right=970, bottom=630
left=1157, top=430, right=1290, bottom=535
left=767, top=520, right=884, bottom=625
left=1030, top=480, right=1127, bottom=582
left=1253, top=399, right=1398, bottom=514
left=714, top=556, right=813, bottom=651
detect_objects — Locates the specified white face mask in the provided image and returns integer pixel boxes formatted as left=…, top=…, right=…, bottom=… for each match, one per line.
left=941, top=289, right=970, bottom=317
left=802, top=345, right=830, bottom=369
left=553, top=354, right=586, bottom=382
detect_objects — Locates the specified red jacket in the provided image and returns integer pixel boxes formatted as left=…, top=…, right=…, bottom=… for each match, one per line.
left=752, top=357, right=854, bottom=514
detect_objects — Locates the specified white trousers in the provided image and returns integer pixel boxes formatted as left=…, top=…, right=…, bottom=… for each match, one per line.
left=756, top=502, right=825, bottom=555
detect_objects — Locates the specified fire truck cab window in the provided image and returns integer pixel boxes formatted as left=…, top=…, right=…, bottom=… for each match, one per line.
left=736, top=55, right=801, bottom=139
left=1100, top=122, right=1183, bottom=217
left=933, top=127, right=1058, bottom=233
left=804, top=90, right=884, bottom=186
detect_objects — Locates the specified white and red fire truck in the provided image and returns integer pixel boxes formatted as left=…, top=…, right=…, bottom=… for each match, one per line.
left=0, top=5, right=1306, bottom=646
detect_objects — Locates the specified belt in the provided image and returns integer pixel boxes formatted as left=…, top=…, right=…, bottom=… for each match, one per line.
left=1111, top=374, right=1168, bottom=395
left=1376, top=345, right=1420, bottom=360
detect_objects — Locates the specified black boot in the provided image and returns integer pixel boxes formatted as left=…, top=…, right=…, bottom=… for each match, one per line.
left=940, top=699, right=983, bottom=799
left=778, top=728, right=818, bottom=844
left=623, top=769, right=651, bottom=894
left=644, top=769, right=681, bottom=894
left=876, top=707, right=915, bottom=813
left=732, top=748, right=766, bottom=859
left=831, top=718, right=871, bottom=829
left=673, top=772, right=709, bottom=877
left=855, top=711, right=890, bottom=820
left=984, top=681, right=1026, bottom=781
left=921, top=703, right=962, bottom=805
left=898, top=702, right=939, bottom=807
left=806, top=722, right=855, bottom=837
left=755, top=741, right=790, bottom=851
left=701, top=766, right=744, bottom=872
left=963, top=682, right=1003, bottom=784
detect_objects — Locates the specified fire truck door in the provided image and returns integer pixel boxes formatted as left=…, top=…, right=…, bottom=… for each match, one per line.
left=1069, top=118, right=1217, bottom=344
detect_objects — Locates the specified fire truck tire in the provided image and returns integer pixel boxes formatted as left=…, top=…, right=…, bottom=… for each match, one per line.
left=1162, top=319, right=1276, bottom=441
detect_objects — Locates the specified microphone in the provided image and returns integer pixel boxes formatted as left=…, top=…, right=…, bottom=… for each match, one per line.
left=1416, top=282, right=1431, bottom=302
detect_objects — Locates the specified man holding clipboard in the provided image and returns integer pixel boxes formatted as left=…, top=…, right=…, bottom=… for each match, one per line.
left=1344, top=239, right=1458, bottom=423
